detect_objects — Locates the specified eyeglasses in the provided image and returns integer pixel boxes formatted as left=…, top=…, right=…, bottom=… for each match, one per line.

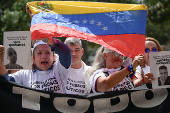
left=145, top=48, right=158, bottom=53
left=110, top=51, right=123, bottom=58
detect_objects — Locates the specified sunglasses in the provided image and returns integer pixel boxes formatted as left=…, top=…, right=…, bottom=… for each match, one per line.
left=110, top=51, right=123, bottom=58
left=145, top=48, right=158, bottom=53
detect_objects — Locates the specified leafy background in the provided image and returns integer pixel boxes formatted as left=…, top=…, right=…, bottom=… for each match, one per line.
left=0, top=0, right=170, bottom=64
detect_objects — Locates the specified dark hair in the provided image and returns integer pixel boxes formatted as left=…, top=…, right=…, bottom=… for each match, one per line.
left=159, top=65, right=167, bottom=70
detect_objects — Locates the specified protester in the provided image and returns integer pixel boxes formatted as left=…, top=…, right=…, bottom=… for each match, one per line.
left=133, top=37, right=163, bottom=89
left=88, top=46, right=144, bottom=93
left=64, top=37, right=91, bottom=94
left=5, top=47, right=23, bottom=69
left=158, top=65, right=170, bottom=86
left=0, top=37, right=71, bottom=93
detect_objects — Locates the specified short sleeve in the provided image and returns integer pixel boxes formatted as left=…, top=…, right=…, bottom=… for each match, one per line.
left=89, top=70, right=105, bottom=93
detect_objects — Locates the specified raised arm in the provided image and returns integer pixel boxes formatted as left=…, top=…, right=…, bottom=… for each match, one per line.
left=96, top=54, right=144, bottom=92
left=0, top=45, right=7, bottom=76
left=52, top=38, right=71, bottom=69
left=32, top=37, right=71, bottom=69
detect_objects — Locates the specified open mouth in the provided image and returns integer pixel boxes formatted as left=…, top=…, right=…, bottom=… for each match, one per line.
left=41, top=61, right=48, bottom=65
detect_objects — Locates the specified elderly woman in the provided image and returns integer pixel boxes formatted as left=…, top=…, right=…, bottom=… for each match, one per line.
left=0, top=37, right=71, bottom=93
left=133, top=37, right=163, bottom=89
left=88, top=46, right=144, bottom=93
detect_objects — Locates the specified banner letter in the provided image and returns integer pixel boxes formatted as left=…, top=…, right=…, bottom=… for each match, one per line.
left=13, top=86, right=50, bottom=111
left=53, top=97, right=90, bottom=113
left=93, top=94, right=129, bottom=113
left=131, top=88, right=168, bottom=108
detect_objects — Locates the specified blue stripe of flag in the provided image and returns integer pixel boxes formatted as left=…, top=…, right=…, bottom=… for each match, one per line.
left=31, top=10, right=147, bottom=35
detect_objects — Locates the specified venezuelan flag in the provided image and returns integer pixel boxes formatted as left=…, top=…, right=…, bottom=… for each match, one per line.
left=28, top=1, right=147, bottom=58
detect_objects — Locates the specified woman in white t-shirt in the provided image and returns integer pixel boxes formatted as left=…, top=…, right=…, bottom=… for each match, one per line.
left=88, top=46, right=144, bottom=93
left=0, top=37, right=71, bottom=93
left=133, top=37, right=163, bottom=89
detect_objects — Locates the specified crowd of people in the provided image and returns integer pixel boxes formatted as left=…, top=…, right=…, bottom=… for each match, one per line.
left=0, top=36, right=165, bottom=95
left=0, top=5, right=168, bottom=95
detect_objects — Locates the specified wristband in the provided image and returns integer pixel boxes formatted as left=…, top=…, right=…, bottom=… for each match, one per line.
left=142, top=78, right=146, bottom=84
left=126, top=64, right=136, bottom=72
left=129, top=74, right=137, bottom=81
left=126, top=64, right=137, bottom=80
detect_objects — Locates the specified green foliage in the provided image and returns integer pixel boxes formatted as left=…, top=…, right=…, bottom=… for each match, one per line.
left=0, top=0, right=41, bottom=45
left=144, top=0, right=170, bottom=23
left=144, top=0, right=170, bottom=45
left=146, top=19, right=170, bottom=45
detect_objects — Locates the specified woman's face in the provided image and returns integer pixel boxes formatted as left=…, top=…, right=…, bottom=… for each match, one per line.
left=103, top=51, right=123, bottom=69
left=32, top=44, right=55, bottom=71
left=144, top=41, right=158, bottom=66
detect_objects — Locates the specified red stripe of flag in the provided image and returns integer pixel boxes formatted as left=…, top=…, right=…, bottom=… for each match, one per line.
left=31, top=23, right=145, bottom=58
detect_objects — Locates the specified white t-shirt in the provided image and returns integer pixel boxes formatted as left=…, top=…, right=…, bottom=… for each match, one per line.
left=90, top=68, right=134, bottom=93
left=66, top=61, right=91, bottom=94
left=134, top=64, right=150, bottom=90
left=9, top=60, right=69, bottom=93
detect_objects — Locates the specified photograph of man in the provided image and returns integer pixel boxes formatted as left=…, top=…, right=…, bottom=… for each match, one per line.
left=158, top=65, right=170, bottom=86
left=5, top=47, right=23, bottom=69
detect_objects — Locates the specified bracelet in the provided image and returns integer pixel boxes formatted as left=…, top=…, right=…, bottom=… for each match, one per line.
left=129, top=74, right=137, bottom=80
left=126, top=64, right=137, bottom=80
left=142, top=78, right=146, bottom=84
left=126, top=64, right=136, bottom=72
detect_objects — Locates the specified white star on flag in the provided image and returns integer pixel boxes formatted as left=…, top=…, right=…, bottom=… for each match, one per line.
left=82, top=19, right=88, bottom=24
left=102, top=26, right=108, bottom=31
left=65, top=18, right=70, bottom=22
left=96, top=22, right=102, bottom=27
left=74, top=20, right=79, bottom=24
left=90, top=19, right=95, bottom=24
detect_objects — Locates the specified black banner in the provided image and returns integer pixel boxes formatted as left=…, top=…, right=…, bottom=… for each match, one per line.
left=0, top=78, right=170, bottom=113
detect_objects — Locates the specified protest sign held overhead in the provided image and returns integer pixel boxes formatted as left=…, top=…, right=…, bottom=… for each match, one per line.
left=150, top=51, right=170, bottom=89
left=3, top=31, right=32, bottom=70
left=27, top=1, right=147, bottom=58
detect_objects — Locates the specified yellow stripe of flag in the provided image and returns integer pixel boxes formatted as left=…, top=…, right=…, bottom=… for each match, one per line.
left=27, top=1, right=147, bottom=15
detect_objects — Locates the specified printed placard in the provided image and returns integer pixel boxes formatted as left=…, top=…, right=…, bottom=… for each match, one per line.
left=150, top=51, right=170, bottom=89
left=3, top=31, right=32, bottom=70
